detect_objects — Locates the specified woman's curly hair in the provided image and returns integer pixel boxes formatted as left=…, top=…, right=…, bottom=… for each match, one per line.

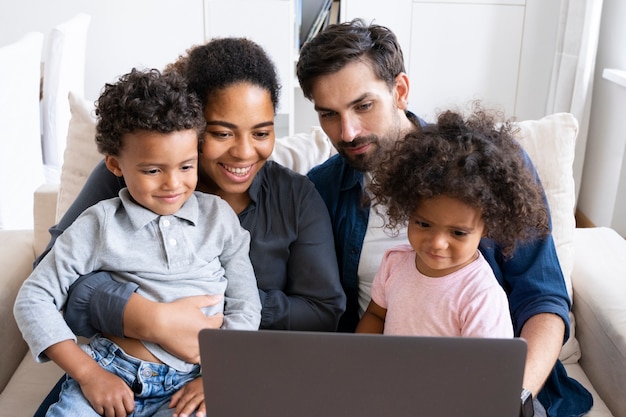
left=95, top=68, right=206, bottom=156
left=369, top=103, right=550, bottom=257
left=165, top=37, right=280, bottom=112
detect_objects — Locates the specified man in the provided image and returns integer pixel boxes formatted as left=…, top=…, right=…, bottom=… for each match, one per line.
left=296, top=19, right=592, bottom=417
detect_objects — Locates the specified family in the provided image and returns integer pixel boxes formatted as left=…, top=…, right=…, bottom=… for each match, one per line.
left=15, top=19, right=592, bottom=417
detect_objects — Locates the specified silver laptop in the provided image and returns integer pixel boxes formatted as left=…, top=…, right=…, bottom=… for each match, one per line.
left=199, top=329, right=526, bottom=417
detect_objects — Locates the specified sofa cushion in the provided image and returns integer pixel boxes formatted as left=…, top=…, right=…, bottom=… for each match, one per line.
left=56, top=92, right=101, bottom=222
left=513, top=113, right=579, bottom=364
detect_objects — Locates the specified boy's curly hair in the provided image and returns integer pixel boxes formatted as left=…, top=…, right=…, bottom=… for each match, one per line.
left=165, top=37, right=280, bottom=112
left=369, top=103, right=550, bottom=257
left=95, top=68, right=206, bottom=156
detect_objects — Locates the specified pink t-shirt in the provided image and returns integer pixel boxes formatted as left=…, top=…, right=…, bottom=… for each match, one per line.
left=370, top=244, right=513, bottom=338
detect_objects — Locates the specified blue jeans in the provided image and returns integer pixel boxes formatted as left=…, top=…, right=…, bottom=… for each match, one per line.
left=46, top=336, right=200, bottom=417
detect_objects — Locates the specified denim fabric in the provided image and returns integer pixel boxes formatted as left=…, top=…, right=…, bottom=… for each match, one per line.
left=46, top=336, right=200, bottom=417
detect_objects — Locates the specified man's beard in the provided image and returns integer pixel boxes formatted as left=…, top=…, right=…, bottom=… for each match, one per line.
left=337, top=134, right=394, bottom=172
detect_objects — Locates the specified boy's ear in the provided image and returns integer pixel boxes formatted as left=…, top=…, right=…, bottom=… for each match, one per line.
left=104, top=155, right=123, bottom=177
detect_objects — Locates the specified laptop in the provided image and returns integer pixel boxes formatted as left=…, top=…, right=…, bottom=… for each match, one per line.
left=199, top=329, right=526, bottom=417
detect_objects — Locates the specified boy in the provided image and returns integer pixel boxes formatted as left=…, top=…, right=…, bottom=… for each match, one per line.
left=14, top=68, right=261, bottom=416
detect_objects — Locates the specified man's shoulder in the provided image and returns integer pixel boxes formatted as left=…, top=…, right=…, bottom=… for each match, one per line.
left=308, top=153, right=345, bottom=178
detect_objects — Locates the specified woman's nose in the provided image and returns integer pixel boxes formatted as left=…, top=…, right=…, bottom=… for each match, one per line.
left=230, top=137, right=255, bottom=159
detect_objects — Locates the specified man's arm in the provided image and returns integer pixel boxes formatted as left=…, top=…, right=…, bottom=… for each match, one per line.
left=520, top=313, right=565, bottom=396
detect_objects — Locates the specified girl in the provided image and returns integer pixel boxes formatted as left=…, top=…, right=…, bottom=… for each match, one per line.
left=356, top=105, right=550, bottom=338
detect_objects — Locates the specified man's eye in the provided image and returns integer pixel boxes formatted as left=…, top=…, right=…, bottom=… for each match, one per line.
left=319, top=111, right=336, bottom=119
left=357, top=102, right=372, bottom=111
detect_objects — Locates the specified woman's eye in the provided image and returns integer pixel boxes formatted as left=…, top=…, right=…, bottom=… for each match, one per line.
left=207, top=131, right=231, bottom=140
left=254, top=131, right=271, bottom=139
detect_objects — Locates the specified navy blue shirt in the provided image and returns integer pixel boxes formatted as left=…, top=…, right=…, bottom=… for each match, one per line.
left=306, top=113, right=592, bottom=417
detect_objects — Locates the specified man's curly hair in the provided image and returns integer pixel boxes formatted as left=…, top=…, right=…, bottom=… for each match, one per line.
left=164, top=37, right=280, bottom=112
left=95, top=68, right=206, bottom=156
left=369, top=104, right=550, bottom=257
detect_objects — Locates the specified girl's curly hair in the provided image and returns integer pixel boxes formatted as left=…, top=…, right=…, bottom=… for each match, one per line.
left=95, top=68, right=206, bottom=156
left=369, top=103, right=550, bottom=257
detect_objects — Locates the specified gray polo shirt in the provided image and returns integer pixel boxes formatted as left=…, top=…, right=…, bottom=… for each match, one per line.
left=14, top=189, right=261, bottom=372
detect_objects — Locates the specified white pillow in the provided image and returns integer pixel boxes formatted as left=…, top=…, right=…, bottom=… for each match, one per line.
left=514, top=113, right=579, bottom=364
left=270, top=126, right=336, bottom=174
left=56, top=92, right=102, bottom=222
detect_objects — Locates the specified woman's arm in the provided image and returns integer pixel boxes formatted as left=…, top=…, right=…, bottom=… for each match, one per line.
left=256, top=176, right=346, bottom=331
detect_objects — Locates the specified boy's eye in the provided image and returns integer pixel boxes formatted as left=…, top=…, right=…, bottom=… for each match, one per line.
left=181, top=164, right=195, bottom=172
left=144, top=168, right=160, bottom=175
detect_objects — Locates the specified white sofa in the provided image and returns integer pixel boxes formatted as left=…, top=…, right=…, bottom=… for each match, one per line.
left=0, top=95, right=624, bottom=417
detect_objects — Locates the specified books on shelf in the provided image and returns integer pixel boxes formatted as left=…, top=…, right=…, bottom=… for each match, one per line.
left=299, top=0, right=340, bottom=49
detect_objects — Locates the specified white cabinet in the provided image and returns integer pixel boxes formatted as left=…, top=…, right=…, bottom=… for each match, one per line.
left=204, top=0, right=296, bottom=136
left=340, top=0, right=560, bottom=122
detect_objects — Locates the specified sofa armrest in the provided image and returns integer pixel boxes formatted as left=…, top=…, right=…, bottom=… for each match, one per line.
left=0, top=230, right=35, bottom=393
left=33, top=183, right=58, bottom=259
left=572, top=227, right=626, bottom=417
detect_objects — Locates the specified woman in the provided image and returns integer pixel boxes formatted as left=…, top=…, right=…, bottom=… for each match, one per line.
left=35, top=38, right=345, bottom=417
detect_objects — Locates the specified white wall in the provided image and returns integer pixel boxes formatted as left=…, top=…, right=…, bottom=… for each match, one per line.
left=0, top=0, right=205, bottom=101
left=577, top=0, right=626, bottom=235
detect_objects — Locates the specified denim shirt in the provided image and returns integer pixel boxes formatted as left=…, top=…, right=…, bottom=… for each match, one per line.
left=307, top=113, right=593, bottom=417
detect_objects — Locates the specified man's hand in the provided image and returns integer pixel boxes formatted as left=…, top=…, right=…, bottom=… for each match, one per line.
left=168, top=377, right=206, bottom=417
left=124, top=294, right=224, bottom=363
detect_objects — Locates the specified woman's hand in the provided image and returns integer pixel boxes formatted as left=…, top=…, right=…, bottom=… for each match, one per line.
left=168, top=377, right=206, bottom=417
left=124, top=294, right=224, bottom=363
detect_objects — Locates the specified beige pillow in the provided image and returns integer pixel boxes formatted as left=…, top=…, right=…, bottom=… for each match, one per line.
left=56, top=92, right=101, bottom=222
left=514, top=112, right=579, bottom=364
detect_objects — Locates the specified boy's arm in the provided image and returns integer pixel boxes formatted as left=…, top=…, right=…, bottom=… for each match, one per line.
left=45, top=340, right=135, bottom=416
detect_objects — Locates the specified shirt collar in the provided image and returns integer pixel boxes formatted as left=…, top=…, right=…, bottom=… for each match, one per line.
left=119, top=188, right=200, bottom=230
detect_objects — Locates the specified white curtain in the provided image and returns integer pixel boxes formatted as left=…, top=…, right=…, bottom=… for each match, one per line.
left=546, top=0, right=604, bottom=205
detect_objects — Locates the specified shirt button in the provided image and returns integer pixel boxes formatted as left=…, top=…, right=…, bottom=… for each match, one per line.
left=169, top=238, right=177, bottom=246
left=163, top=219, right=170, bottom=227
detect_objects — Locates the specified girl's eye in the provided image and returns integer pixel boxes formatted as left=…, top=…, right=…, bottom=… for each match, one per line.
left=453, top=230, right=468, bottom=237
left=415, top=221, right=430, bottom=228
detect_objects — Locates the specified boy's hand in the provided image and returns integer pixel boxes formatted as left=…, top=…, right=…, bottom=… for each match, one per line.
left=80, top=366, right=135, bottom=417
left=168, top=376, right=206, bottom=417
left=45, top=340, right=135, bottom=417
